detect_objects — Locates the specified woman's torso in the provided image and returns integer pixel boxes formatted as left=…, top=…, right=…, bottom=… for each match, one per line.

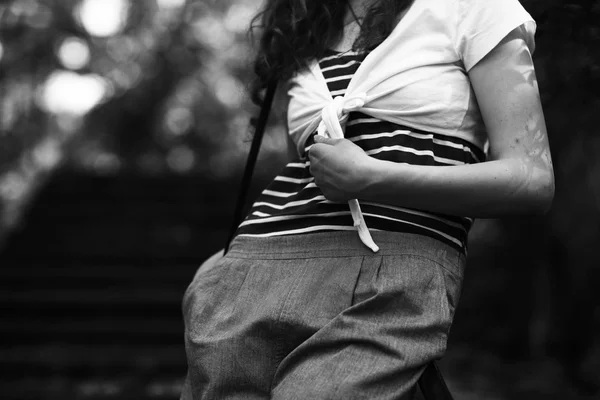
left=235, top=49, right=484, bottom=253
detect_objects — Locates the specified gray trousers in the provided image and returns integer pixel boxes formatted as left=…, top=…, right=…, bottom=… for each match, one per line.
left=181, top=231, right=465, bottom=399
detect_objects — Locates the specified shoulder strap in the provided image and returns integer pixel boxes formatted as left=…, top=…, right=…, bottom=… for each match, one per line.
left=224, top=81, right=278, bottom=254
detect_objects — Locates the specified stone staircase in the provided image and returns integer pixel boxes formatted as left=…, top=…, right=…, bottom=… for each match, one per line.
left=0, top=170, right=244, bottom=400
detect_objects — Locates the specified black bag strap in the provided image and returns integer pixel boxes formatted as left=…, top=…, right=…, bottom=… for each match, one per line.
left=222, top=79, right=454, bottom=400
left=224, top=80, right=278, bottom=254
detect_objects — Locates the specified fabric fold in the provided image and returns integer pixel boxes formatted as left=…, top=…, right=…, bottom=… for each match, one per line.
left=316, top=94, right=379, bottom=253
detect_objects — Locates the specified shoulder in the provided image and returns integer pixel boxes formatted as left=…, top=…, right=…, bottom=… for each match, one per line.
left=452, top=0, right=536, bottom=71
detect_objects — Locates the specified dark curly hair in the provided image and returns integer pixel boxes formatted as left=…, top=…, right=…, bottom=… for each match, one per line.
left=249, top=0, right=413, bottom=105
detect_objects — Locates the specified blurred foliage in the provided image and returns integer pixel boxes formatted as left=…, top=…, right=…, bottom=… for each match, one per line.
left=0, top=0, right=289, bottom=236
left=0, top=0, right=600, bottom=396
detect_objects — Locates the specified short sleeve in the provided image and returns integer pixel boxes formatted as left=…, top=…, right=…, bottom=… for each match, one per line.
left=455, top=0, right=536, bottom=72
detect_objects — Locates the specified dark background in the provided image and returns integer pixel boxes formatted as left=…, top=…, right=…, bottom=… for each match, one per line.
left=0, top=0, right=599, bottom=399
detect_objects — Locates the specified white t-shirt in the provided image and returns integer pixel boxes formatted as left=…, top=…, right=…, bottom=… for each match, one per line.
left=286, top=0, right=536, bottom=153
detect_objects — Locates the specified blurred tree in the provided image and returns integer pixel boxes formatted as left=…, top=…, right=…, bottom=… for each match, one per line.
left=0, top=0, right=291, bottom=235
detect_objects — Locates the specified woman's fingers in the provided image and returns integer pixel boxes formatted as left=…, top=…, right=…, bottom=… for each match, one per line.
left=307, top=144, right=323, bottom=176
left=313, top=135, right=341, bottom=145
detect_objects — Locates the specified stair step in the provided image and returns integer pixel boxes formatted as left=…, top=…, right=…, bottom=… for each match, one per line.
left=0, top=344, right=185, bottom=370
left=0, top=286, right=185, bottom=305
left=26, top=204, right=228, bottom=218
left=2, top=303, right=179, bottom=319
left=0, top=318, right=184, bottom=344
left=0, top=264, right=195, bottom=281
left=0, top=173, right=247, bottom=400
left=0, top=376, right=185, bottom=400
left=2, top=231, right=226, bottom=260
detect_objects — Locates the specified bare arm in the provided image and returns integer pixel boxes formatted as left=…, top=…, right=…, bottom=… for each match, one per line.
left=308, top=28, right=555, bottom=217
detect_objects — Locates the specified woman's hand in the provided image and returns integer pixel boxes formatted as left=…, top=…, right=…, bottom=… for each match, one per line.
left=308, top=135, right=375, bottom=202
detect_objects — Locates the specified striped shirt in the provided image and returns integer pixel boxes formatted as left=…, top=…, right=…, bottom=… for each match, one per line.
left=236, top=50, right=485, bottom=252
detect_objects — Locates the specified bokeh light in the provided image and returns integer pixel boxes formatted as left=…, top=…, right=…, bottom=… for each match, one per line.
left=214, top=75, right=244, bottom=108
left=224, top=3, right=258, bottom=34
left=164, top=107, right=193, bottom=137
left=77, top=0, right=129, bottom=38
left=32, top=137, right=63, bottom=171
left=0, top=172, right=27, bottom=202
left=157, top=0, right=186, bottom=9
left=92, top=152, right=122, bottom=175
left=167, top=145, right=195, bottom=173
left=191, top=14, right=234, bottom=50
left=41, top=71, right=108, bottom=115
left=57, top=36, right=91, bottom=70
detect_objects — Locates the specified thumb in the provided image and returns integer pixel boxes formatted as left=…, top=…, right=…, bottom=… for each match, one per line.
left=314, top=134, right=340, bottom=146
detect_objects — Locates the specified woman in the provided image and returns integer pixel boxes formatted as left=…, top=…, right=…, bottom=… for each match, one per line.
left=182, top=0, right=554, bottom=398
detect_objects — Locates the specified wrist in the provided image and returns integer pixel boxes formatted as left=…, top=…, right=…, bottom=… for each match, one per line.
left=354, top=157, right=389, bottom=201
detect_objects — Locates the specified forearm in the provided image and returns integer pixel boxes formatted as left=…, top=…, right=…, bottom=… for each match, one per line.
left=358, top=157, right=555, bottom=218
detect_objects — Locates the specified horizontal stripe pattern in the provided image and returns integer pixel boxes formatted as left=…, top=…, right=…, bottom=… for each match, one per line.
left=236, top=50, right=484, bottom=252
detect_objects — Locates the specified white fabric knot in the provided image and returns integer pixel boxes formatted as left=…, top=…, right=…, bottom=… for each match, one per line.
left=313, top=93, right=379, bottom=253
left=317, top=93, right=367, bottom=139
